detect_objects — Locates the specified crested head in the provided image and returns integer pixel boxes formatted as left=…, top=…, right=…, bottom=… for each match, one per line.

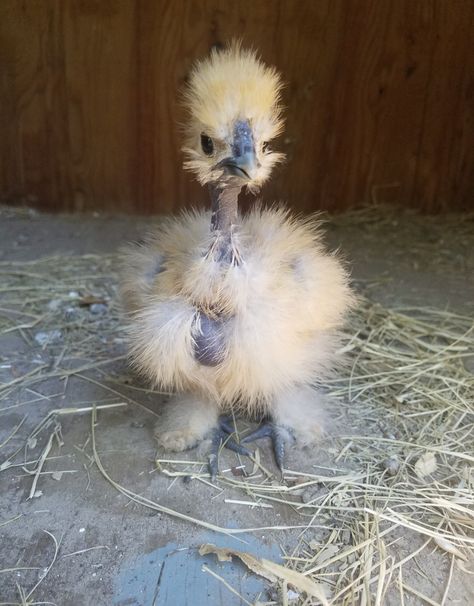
left=182, top=42, right=285, bottom=192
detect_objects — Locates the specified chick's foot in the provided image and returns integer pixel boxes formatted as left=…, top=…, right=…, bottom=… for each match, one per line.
left=241, top=420, right=294, bottom=472
left=209, top=415, right=253, bottom=481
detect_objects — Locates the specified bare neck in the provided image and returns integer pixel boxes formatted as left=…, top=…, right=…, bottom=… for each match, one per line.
left=207, top=182, right=242, bottom=264
left=209, top=182, right=241, bottom=232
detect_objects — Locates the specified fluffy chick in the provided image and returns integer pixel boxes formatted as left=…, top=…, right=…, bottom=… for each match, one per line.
left=120, top=43, right=355, bottom=472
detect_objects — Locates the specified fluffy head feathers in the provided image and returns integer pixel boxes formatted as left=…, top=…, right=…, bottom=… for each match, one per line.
left=182, top=42, right=285, bottom=190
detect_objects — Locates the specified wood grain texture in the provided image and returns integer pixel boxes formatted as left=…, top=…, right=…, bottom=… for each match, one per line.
left=0, top=0, right=473, bottom=213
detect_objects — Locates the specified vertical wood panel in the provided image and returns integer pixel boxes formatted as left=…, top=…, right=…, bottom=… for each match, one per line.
left=62, top=0, right=136, bottom=211
left=0, top=0, right=68, bottom=208
left=0, top=0, right=473, bottom=213
left=411, top=1, right=474, bottom=210
left=315, top=0, right=438, bottom=210
left=136, top=0, right=202, bottom=213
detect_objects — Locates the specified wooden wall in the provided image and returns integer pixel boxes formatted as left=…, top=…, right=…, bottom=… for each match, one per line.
left=1, top=0, right=473, bottom=214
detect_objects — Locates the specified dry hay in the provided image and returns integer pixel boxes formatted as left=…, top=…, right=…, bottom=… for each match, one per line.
left=0, top=207, right=473, bottom=605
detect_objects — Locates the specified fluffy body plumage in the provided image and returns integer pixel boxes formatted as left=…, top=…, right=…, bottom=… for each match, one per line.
left=121, top=208, right=353, bottom=410
left=119, top=44, right=355, bottom=456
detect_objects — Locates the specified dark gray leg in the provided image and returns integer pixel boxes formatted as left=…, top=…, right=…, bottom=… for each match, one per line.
left=241, top=420, right=293, bottom=472
left=209, top=415, right=253, bottom=481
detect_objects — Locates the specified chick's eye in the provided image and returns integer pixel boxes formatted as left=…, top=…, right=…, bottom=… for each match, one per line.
left=262, top=141, right=270, bottom=153
left=200, top=134, right=214, bottom=156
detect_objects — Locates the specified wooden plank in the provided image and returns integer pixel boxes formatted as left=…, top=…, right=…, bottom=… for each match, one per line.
left=411, top=0, right=474, bottom=210
left=288, top=0, right=440, bottom=211
left=0, top=0, right=68, bottom=209
left=62, top=0, right=137, bottom=211
left=135, top=0, right=202, bottom=214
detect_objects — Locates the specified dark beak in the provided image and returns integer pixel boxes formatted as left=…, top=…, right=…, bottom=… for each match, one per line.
left=218, top=119, right=259, bottom=180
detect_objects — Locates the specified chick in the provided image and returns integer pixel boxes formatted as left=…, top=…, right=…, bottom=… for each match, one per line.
left=120, top=43, right=355, bottom=477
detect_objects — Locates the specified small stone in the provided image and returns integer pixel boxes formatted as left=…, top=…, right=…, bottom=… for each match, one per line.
left=231, top=466, right=246, bottom=477
left=47, top=299, right=62, bottom=311
left=301, top=482, right=329, bottom=504
left=64, top=306, right=79, bottom=320
left=341, top=529, right=351, bottom=545
left=383, top=455, right=400, bottom=476
left=34, top=330, right=62, bottom=346
left=89, top=303, right=108, bottom=315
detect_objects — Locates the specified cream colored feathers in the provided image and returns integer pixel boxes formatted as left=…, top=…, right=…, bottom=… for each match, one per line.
left=120, top=43, right=355, bottom=455
left=120, top=207, right=354, bottom=414
left=182, top=43, right=285, bottom=190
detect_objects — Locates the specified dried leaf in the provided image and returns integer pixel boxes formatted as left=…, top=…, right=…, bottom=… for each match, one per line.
left=51, top=471, right=64, bottom=481
left=314, top=545, right=340, bottom=565
left=434, top=537, right=468, bottom=561
left=414, top=452, right=437, bottom=478
left=199, top=544, right=329, bottom=604
left=200, top=544, right=232, bottom=562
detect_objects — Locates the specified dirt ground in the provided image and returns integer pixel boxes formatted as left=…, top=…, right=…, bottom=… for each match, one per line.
left=0, top=205, right=472, bottom=605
